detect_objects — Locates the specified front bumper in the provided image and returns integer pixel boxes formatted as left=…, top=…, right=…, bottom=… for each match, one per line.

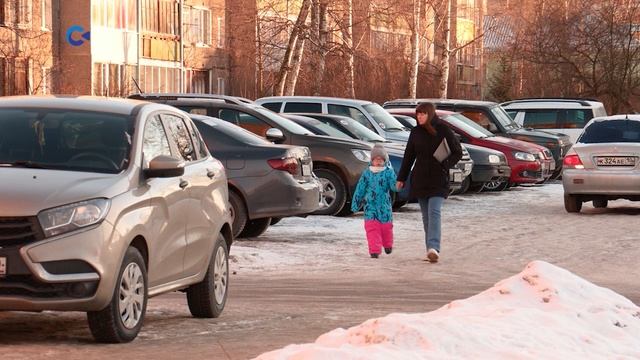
left=471, top=164, right=511, bottom=183
left=563, top=169, right=640, bottom=196
left=0, top=222, right=122, bottom=312
left=510, top=159, right=551, bottom=184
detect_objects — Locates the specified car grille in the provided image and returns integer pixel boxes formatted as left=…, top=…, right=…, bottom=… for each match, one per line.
left=0, top=217, right=45, bottom=247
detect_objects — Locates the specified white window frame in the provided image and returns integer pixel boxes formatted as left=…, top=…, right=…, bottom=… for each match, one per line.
left=217, top=16, right=224, bottom=48
left=184, top=6, right=212, bottom=46
left=40, top=0, right=51, bottom=31
left=217, top=77, right=225, bottom=95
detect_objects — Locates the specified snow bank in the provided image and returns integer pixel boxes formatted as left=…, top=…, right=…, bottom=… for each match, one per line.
left=254, top=261, right=640, bottom=359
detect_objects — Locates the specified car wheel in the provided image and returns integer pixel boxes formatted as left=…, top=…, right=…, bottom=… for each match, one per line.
left=270, top=217, right=283, bottom=225
left=87, top=247, right=148, bottom=343
left=452, top=176, right=471, bottom=195
left=564, top=194, right=582, bottom=213
left=228, top=191, right=248, bottom=238
left=187, top=233, right=229, bottom=318
left=482, top=180, right=508, bottom=192
left=593, top=199, right=608, bottom=208
left=238, top=217, right=272, bottom=238
left=313, top=169, right=347, bottom=216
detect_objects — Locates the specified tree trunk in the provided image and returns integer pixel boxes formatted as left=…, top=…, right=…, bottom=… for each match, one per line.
left=437, top=0, right=451, bottom=98
left=284, top=31, right=307, bottom=95
left=408, top=0, right=422, bottom=98
left=342, top=0, right=355, bottom=98
left=310, top=0, right=328, bottom=96
left=274, top=0, right=313, bottom=96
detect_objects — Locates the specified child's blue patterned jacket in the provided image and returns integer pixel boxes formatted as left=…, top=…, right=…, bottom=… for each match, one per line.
left=350, top=162, right=398, bottom=223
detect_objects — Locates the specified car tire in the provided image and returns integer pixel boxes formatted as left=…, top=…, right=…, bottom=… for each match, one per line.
left=313, top=169, right=347, bottom=216
left=238, top=217, right=272, bottom=238
left=452, top=176, right=471, bottom=195
left=87, top=247, right=148, bottom=343
left=228, top=191, right=248, bottom=238
left=270, top=217, right=283, bottom=225
left=564, top=194, right=582, bottom=213
left=482, top=180, right=508, bottom=192
left=593, top=199, right=608, bottom=208
left=187, top=233, right=229, bottom=318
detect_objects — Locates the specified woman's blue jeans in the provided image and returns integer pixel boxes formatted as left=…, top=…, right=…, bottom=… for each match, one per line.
left=417, top=196, right=445, bottom=252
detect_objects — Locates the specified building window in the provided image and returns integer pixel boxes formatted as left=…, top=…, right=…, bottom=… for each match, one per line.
left=1, top=0, right=32, bottom=26
left=92, top=0, right=137, bottom=30
left=41, top=66, right=49, bottom=94
left=217, top=16, right=224, bottom=48
left=183, top=6, right=211, bottom=46
left=217, top=77, right=225, bottom=95
left=185, top=69, right=209, bottom=93
left=41, top=0, right=51, bottom=30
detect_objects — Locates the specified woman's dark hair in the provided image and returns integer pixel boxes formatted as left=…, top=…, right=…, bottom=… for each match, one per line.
left=416, top=102, right=437, bottom=135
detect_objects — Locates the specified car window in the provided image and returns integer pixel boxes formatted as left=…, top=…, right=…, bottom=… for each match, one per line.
left=0, top=108, right=133, bottom=174
left=523, top=110, right=561, bottom=129
left=444, top=114, right=494, bottom=138
left=362, top=104, right=405, bottom=131
left=261, top=102, right=282, bottom=112
left=562, top=109, right=591, bottom=128
left=194, top=117, right=274, bottom=147
left=326, top=118, right=386, bottom=142
left=284, top=102, right=322, bottom=113
left=302, top=119, right=352, bottom=139
left=180, top=107, right=209, bottom=116
left=327, top=104, right=375, bottom=131
left=461, top=110, right=494, bottom=131
left=218, top=109, right=271, bottom=137
left=579, top=120, right=640, bottom=143
left=142, top=115, right=172, bottom=167
left=162, top=114, right=196, bottom=161
left=251, top=107, right=313, bottom=135
left=187, top=120, right=209, bottom=158
left=491, top=106, right=520, bottom=130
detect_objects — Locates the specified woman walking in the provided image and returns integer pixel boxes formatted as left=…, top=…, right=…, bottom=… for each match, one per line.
left=396, top=102, right=462, bottom=262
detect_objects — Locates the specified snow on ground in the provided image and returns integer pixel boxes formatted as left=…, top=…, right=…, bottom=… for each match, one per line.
left=254, top=260, right=640, bottom=359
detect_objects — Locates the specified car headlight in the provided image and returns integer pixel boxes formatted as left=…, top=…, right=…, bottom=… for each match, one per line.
left=513, top=152, right=536, bottom=162
left=488, top=154, right=501, bottom=164
left=38, top=198, right=111, bottom=238
left=351, top=149, right=371, bottom=162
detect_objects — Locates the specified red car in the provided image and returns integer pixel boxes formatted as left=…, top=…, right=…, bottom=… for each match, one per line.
left=388, top=108, right=554, bottom=188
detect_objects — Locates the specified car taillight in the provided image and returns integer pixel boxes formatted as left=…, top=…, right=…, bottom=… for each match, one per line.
left=563, top=154, right=584, bottom=169
left=268, top=157, right=299, bottom=175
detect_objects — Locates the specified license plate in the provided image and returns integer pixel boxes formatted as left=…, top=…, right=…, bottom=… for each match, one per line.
left=596, top=156, right=636, bottom=166
left=453, top=172, right=463, bottom=183
left=464, top=163, right=472, bottom=172
left=302, top=164, right=311, bottom=176
left=0, top=257, right=6, bottom=276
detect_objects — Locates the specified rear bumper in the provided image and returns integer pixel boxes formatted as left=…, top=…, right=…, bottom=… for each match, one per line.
left=563, top=169, right=640, bottom=195
left=471, top=164, right=511, bottom=183
left=242, top=173, right=322, bottom=219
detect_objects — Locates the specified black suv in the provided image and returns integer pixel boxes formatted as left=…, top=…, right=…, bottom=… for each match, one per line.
left=133, top=96, right=372, bottom=216
left=383, top=99, right=573, bottom=177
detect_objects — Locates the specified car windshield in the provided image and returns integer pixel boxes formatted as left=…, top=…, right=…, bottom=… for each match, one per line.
left=362, top=104, right=406, bottom=131
left=492, top=106, right=521, bottom=130
left=337, top=118, right=387, bottom=142
left=0, top=108, right=133, bottom=174
left=444, top=114, right=494, bottom=138
left=302, top=119, right=353, bottom=140
left=579, top=119, right=640, bottom=144
left=193, top=117, right=272, bottom=146
left=252, top=106, right=313, bottom=135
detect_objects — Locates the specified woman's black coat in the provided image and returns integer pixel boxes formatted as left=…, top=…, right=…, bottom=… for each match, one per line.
left=397, top=116, right=463, bottom=199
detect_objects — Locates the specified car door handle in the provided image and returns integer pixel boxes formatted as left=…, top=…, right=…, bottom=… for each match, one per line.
left=206, top=169, right=216, bottom=179
left=179, top=180, right=189, bottom=189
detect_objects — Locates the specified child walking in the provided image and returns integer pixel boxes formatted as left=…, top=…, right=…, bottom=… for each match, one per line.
left=351, top=143, right=398, bottom=258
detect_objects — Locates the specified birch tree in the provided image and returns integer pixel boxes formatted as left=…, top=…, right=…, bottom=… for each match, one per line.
left=274, top=0, right=313, bottom=96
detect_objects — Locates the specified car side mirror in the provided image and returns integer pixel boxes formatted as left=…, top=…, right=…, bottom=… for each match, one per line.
left=488, top=123, right=498, bottom=133
left=266, top=128, right=285, bottom=143
left=144, top=155, right=185, bottom=178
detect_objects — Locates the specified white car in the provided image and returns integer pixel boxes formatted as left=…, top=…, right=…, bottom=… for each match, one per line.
left=502, top=98, right=607, bottom=144
left=562, top=115, right=640, bottom=213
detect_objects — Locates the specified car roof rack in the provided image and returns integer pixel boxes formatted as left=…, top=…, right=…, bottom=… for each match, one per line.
left=501, top=98, right=598, bottom=106
left=129, top=93, right=254, bottom=106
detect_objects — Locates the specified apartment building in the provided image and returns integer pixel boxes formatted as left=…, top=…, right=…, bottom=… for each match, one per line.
left=0, top=0, right=53, bottom=95
left=55, top=0, right=228, bottom=96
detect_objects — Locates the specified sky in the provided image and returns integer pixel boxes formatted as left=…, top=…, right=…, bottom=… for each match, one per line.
left=253, top=260, right=640, bottom=359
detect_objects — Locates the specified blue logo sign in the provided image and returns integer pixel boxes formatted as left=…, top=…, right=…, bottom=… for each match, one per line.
left=66, top=25, right=91, bottom=46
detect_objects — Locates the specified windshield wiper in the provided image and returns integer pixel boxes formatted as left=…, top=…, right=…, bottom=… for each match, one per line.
left=385, top=128, right=405, bottom=132
left=0, top=160, right=51, bottom=169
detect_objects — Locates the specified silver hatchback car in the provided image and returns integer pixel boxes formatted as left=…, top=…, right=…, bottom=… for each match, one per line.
left=562, top=115, right=640, bottom=212
left=0, top=96, right=233, bottom=342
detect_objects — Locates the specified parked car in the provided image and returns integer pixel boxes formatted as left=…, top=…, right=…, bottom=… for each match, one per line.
left=139, top=98, right=372, bottom=216
left=387, top=109, right=553, bottom=189
left=562, top=115, right=640, bottom=213
left=255, top=96, right=410, bottom=143
left=383, top=98, right=572, bottom=177
left=0, top=96, right=233, bottom=343
left=189, top=114, right=321, bottom=238
left=501, top=98, right=608, bottom=144
left=391, top=114, right=417, bottom=128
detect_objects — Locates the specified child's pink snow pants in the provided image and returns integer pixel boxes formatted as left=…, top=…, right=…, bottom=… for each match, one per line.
left=364, top=220, right=393, bottom=255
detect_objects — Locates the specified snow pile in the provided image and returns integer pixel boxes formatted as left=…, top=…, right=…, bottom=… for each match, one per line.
left=254, top=261, right=640, bottom=359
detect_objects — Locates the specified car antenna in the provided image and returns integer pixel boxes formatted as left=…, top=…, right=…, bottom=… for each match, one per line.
left=132, top=77, right=143, bottom=94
